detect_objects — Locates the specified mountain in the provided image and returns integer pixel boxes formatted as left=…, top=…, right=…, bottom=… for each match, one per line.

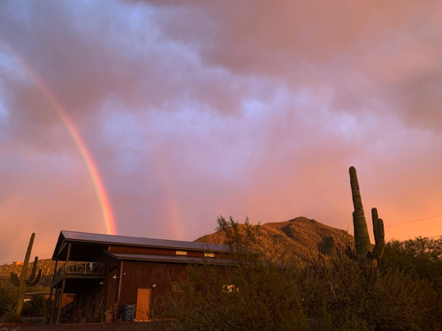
left=195, top=217, right=354, bottom=263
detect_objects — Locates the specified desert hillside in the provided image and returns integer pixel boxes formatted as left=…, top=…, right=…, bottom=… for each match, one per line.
left=0, top=259, right=55, bottom=288
left=195, top=217, right=354, bottom=263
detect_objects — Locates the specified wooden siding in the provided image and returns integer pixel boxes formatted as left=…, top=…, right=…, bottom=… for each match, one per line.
left=116, top=260, right=190, bottom=319
left=103, top=254, right=121, bottom=316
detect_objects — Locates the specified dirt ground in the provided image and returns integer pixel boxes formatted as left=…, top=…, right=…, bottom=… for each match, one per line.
left=0, top=322, right=153, bottom=331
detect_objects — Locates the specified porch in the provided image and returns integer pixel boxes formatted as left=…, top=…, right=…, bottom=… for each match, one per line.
left=52, top=262, right=104, bottom=287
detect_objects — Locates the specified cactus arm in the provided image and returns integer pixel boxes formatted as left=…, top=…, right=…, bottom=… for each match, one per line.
left=349, top=166, right=371, bottom=258
left=26, top=257, right=38, bottom=283
left=26, top=269, right=42, bottom=287
left=11, top=272, right=20, bottom=287
left=371, top=208, right=379, bottom=234
left=371, top=208, right=385, bottom=259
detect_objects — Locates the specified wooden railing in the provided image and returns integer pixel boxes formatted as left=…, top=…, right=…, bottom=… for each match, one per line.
left=54, top=261, right=104, bottom=284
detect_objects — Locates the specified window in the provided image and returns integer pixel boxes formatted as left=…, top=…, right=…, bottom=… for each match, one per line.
left=222, top=284, right=239, bottom=293
left=176, top=250, right=187, bottom=256
left=204, top=252, right=215, bottom=258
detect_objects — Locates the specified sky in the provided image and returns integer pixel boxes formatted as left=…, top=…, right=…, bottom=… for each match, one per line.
left=0, top=0, right=441, bottom=264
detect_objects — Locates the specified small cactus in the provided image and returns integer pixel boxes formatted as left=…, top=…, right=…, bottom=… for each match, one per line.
left=10, top=233, right=42, bottom=322
left=348, top=166, right=385, bottom=260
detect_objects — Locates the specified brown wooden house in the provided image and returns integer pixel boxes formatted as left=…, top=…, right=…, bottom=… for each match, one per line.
left=49, top=230, right=231, bottom=324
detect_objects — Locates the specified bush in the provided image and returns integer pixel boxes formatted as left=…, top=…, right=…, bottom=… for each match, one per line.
left=1, top=309, right=17, bottom=323
left=152, top=217, right=309, bottom=331
left=151, top=217, right=434, bottom=331
left=0, top=285, right=16, bottom=318
left=381, top=237, right=442, bottom=329
left=22, top=294, right=47, bottom=316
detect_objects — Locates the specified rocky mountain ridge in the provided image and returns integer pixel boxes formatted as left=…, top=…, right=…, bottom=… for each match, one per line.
left=196, top=216, right=354, bottom=263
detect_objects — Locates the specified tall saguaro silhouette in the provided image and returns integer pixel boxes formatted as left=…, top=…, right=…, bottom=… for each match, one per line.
left=10, top=233, right=42, bottom=322
left=348, top=166, right=385, bottom=260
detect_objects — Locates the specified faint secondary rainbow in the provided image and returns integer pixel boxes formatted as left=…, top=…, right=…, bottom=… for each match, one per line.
left=151, top=146, right=184, bottom=239
left=0, top=40, right=117, bottom=235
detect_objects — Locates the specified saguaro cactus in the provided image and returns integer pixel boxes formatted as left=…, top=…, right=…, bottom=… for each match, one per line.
left=10, top=233, right=42, bottom=322
left=348, top=166, right=385, bottom=260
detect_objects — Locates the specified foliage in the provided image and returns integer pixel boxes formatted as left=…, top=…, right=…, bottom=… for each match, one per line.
left=382, top=237, right=442, bottom=285
left=0, top=284, right=16, bottom=317
left=1, top=309, right=18, bottom=323
left=1, top=286, right=47, bottom=321
left=151, top=217, right=432, bottom=331
left=152, top=217, right=309, bottom=331
left=300, top=246, right=431, bottom=331
left=381, top=237, right=442, bottom=329
left=22, top=294, right=47, bottom=316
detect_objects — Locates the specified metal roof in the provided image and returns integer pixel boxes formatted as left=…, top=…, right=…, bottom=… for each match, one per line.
left=106, top=252, right=234, bottom=265
left=54, top=230, right=228, bottom=255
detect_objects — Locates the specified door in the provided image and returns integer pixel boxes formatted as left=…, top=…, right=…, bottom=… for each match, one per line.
left=135, top=288, right=151, bottom=321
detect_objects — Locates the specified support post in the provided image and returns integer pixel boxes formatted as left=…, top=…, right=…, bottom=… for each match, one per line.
left=49, top=259, right=58, bottom=324
left=55, top=243, right=71, bottom=324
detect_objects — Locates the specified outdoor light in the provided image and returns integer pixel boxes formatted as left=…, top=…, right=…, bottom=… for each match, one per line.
left=152, top=284, right=157, bottom=288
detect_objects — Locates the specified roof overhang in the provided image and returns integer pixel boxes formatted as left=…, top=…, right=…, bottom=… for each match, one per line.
left=51, top=230, right=230, bottom=262
left=105, top=251, right=235, bottom=266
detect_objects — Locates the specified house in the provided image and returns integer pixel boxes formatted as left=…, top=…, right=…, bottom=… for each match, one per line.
left=49, top=230, right=231, bottom=324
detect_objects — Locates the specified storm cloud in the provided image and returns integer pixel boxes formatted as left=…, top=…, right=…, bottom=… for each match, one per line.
left=1, top=0, right=441, bottom=263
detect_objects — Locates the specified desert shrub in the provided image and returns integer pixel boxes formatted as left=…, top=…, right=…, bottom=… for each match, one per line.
left=151, top=217, right=433, bottom=331
left=295, top=241, right=434, bottom=331
left=0, top=285, right=16, bottom=318
left=152, top=217, right=310, bottom=331
left=22, top=294, right=47, bottom=316
left=382, top=237, right=442, bottom=285
left=381, top=237, right=442, bottom=329
left=1, top=309, right=17, bottom=323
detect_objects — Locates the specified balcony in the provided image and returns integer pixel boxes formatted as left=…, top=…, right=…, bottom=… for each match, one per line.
left=53, top=261, right=104, bottom=286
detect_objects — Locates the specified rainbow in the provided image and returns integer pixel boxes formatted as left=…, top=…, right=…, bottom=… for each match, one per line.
left=150, top=147, right=184, bottom=239
left=0, top=40, right=117, bottom=235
